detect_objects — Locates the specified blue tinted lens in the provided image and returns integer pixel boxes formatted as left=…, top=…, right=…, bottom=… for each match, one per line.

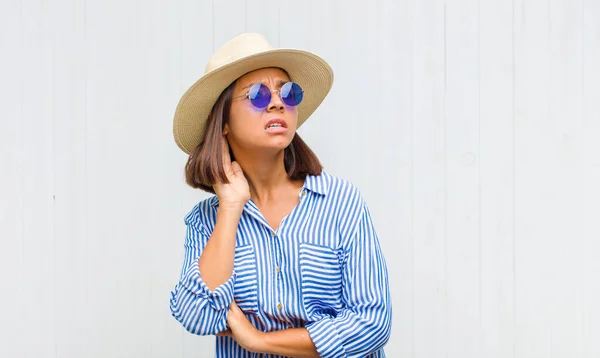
left=248, top=83, right=271, bottom=108
left=280, top=82, right=303, bottom=106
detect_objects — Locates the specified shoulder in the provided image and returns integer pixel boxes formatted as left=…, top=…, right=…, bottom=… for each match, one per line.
left=183, top=196, right=217, bottom=230
left=316, top=171, right=364, bottom=204
left=309, top=171, right=366, bottom=223
left=313, top=172, right=372, bottom=243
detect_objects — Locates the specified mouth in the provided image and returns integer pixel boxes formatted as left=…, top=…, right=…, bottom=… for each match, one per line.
left=265, top=118, right=288, bottom=130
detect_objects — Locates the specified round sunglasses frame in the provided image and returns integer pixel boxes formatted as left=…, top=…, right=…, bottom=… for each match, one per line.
left=233, top=82, right=304, bottom=108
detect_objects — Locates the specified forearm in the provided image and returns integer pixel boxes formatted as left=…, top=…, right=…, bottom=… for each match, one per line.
left=170, top=287, right=229, bottom=335
left=256, top=328, right=320, bottom=357
left=199, top=205, right=242, bottom=290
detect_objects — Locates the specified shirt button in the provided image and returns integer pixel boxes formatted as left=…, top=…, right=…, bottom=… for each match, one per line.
left=270, top=231, right=275, bottom=237
left=277, top=303, right=283, bottom=310
left=275, top=267, right=280, bottom=273
left=301, top=190, right=306, bottom=196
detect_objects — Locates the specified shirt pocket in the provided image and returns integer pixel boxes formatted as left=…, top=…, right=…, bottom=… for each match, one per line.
left=233, top=244, right=259, bottom=314
left=298, top=242, right=344, bottom=320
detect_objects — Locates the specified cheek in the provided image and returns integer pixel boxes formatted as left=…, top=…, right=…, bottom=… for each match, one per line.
left=229, top=104, right=262, bottom=132
left=288, top=108, right=299, bottom=128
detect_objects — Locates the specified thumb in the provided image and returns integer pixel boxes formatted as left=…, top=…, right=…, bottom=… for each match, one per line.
left=230, top=161, right=244, bottom=176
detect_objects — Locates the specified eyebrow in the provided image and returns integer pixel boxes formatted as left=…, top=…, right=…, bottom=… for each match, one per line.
left=240, top=79, right=288, bottom=92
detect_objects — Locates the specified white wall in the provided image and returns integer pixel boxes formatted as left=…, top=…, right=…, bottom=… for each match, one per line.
left=1, top=0, right=599, bottom=357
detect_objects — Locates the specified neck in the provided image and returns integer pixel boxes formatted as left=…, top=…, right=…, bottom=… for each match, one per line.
left=232, top=148, right=292, bottom=203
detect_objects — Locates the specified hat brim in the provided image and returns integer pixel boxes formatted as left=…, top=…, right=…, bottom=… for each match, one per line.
left=173, top=49, right=334, bottom=154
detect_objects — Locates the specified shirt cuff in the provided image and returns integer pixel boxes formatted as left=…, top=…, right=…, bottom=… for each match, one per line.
left=181, top=256, right=235, bottom=311
left=305, top=317, right=346, bottom=358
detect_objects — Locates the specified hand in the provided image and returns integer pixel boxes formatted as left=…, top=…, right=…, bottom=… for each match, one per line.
left=225, top=301, right=265, bottom=353
left=216, top=328, right=232, bottom=337
left=213, top=136, right=251, bottom=210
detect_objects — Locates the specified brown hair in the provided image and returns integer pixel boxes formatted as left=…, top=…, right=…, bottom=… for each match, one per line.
left=185, top=81, right=323, bottom=194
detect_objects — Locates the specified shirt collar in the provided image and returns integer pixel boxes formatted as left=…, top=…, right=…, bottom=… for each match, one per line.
left=210, top=171, right=330, bottom=207
left=302, top=171, right=329, bottom=196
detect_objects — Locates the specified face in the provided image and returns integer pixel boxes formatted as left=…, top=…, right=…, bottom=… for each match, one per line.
left=224, top=67, right=298, bottom=154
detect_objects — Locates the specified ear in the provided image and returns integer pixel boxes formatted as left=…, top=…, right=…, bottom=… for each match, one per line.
left=223, top=123, right=230, bottom=136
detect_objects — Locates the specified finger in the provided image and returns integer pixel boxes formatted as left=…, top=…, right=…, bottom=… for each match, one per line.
left=221, top=136, right=232, bottom=170
left=226, top=305, right=238, bottom=327
left=230, top=161, right=244, bottom=177
left=226, top=309, right=232, bottom=325
left=230, top=300, right=240, bottom=311
left=216, top=329, right=232, bottom=337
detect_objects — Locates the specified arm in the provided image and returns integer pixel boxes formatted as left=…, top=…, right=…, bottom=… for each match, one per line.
left=199, top=205, right=243, bottom=290
left=170, top=137, right=250, bottom=335
left=259, top=328, right=320, bottom=357
left=169, top=206, right=241, bottom=335
left=199, top=137, right=249, bottom=290
left=225, top=301, right=320, bottom=357
left=304, top=203, right=392, bottom=357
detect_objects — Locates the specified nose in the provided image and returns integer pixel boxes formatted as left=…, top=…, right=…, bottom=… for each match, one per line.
left=267, top=90, right=285, bottom=112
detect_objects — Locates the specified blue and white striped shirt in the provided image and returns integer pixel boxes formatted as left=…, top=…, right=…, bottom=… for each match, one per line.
left=170, top=171, right=392, bottom=357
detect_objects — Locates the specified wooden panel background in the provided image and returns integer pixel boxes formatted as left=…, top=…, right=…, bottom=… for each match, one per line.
left=0, top=0, right=599, bottom=357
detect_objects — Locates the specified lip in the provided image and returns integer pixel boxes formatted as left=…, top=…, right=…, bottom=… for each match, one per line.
left=264, top=118, right=288, bottom=130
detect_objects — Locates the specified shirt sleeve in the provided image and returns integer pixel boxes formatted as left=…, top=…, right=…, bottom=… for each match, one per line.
left=305, top=203, right=392, bottom=357
left=169, top=214, right=235, bottom=335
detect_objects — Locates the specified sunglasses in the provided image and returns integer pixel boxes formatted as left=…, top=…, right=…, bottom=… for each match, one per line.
left=235, top=82, right=304, bottom=109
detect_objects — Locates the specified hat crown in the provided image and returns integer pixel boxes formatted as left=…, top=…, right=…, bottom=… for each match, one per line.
left=205, top=33, right=274, bottom=73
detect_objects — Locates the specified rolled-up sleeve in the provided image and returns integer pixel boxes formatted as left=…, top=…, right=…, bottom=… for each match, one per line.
left=169, top=213, right=235, bottom=335
left=306, top=203, right=392, bottom=357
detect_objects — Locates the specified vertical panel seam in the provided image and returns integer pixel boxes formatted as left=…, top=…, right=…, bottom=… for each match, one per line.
left=511, top=0, right=517, bottom=356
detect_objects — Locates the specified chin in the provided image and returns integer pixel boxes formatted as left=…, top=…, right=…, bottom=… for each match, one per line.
left=267, top=140, right=292, bottom=151
left=235, top=131, right=294, bottom=152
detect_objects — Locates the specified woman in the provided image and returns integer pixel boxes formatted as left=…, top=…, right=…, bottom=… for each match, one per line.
left=169, top=33, right=392, bottom=358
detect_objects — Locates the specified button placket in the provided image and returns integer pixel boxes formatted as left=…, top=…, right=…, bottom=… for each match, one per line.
left=271, top=230, right=285, bottom=316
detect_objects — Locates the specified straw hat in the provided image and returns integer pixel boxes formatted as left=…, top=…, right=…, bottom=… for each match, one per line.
left=172, top=33, right=334, bottom=154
